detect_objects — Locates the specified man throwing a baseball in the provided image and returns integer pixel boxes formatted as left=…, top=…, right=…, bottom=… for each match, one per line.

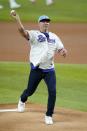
left=10, top=10, right=67, bottom=125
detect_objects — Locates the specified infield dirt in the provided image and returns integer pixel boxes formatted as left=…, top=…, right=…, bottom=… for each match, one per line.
left=0, top=22, right=87, bottom=64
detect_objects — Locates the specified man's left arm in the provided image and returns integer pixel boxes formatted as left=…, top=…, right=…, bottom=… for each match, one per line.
left=58, top=48, right=67, bottom=57
left=55, top=36, right=67, bottom=57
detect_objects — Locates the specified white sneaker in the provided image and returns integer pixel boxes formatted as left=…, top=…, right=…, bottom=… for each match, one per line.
left=18, top=99, right=25, bottom=112
left=46, top=0, right=53, bottom=6
left=29, top=0, right=36, bottom=3
left=45, top=115, right=53, bottom=125
left=10, top=3, right=21, bottom=9
left=0, top=5, right=3, bottom=9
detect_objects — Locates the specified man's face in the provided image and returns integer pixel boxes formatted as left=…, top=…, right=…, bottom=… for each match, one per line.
left=38, top=19, right=50, bottom=32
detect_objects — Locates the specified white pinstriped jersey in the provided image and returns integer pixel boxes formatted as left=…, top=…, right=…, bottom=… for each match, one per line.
left=27, top=30, right=64, bottom=69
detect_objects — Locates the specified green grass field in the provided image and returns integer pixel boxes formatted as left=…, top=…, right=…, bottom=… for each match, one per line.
left=0, top=0, right=87, bottom=22
left=0, top=62, right=87, bottom=112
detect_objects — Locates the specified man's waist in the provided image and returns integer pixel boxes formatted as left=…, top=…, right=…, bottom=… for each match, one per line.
left=30, top=63, right=54, bottom=72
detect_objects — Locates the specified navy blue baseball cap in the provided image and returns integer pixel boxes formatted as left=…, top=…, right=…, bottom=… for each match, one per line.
left=38, top=15, right=51, bottom=22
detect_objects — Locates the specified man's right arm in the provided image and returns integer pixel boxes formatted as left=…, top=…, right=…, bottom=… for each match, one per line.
left=10, top=10, right=29, bottom=40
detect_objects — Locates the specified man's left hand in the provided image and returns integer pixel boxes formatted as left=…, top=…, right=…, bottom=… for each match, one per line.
left=58, top=48, right=67, bottom=57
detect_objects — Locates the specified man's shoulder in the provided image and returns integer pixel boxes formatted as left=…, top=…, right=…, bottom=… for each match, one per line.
left=49, top=32, right=58, bottom=38
left=49, top=32, right=56, bottom=35
left=27, top=30, right=40, bottom=33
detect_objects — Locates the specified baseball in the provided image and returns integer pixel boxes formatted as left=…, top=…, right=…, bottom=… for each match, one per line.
left=11, top=10, right=16, bottom=16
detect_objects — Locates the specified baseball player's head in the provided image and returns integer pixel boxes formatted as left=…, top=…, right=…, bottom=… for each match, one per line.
left=38, top=15, right=51, bottom=23
left=38, top=15, right=51, bottom=32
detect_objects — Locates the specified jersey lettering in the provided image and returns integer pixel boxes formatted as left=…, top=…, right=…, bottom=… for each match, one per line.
left=38, top=35, right=46, bottom=42
left=48, top=38, right=55, bottom=44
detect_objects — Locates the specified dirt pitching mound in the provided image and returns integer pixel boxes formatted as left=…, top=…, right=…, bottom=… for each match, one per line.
left=0, top=103, right=87, bottom=131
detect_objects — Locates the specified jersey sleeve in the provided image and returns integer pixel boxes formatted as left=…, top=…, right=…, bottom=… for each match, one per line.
left=55, top=36, right=64, bottom=51
left=26, top=30, right=35, bottom=43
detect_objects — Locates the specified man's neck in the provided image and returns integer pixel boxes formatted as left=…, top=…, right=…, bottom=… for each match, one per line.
left=40, top=29, right=48, bottom=33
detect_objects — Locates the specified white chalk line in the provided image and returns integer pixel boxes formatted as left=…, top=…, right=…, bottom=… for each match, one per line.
left=0, top=108, right=18, bottom=112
